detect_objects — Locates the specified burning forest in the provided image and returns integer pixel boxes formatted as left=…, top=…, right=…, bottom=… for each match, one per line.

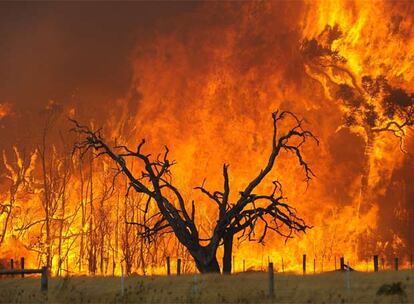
left=0, top=0, right=414, bottom=279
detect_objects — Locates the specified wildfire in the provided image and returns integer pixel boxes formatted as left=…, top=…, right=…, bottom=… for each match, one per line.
left=0, top=103, right=11, bottom=121
left=0, top=0, right=413, bottom=275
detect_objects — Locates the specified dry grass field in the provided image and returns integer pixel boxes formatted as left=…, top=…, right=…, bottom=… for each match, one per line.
left=0, top=270, right=413, bottom=303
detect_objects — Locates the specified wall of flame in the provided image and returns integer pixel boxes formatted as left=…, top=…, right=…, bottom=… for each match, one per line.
left=0, top=0, right=413, bottom=275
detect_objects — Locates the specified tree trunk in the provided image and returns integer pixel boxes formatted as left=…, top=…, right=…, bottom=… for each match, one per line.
left=188, top=244, right=221, bottom=274
left=88, top=157, right=96, bottom=275
left=40, top=132, right=51, bottom=272
left=222, top=233, right=233, bottom=274
left=359, top=129, right=375, bottom=215
left=194, top=256, right=220, bottom=273
left=0, top=188, right=16, bottom=245
left=79, top=159, right=85, bottom=273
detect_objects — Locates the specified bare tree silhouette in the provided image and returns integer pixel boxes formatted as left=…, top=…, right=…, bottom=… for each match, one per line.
left=71, top=110, right=317, bottom=273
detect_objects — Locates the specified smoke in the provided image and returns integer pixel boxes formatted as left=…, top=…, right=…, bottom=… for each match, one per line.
left=0, top=1, right=200, bottom=150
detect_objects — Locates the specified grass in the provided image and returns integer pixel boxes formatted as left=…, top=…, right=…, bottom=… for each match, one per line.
left=0, top=270, right=413, bottom=303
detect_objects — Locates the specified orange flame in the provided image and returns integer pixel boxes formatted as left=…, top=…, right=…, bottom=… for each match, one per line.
left=1, top=1, right=413, bottom=275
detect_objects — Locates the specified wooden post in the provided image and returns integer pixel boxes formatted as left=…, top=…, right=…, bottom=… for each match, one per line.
left=303, top=254, right=306, bottom=275
left=41, top=267, right=48, bottom=292
left=394, top=257, right=398, bottom=271
left=268, top=262, right=274, bottom=298
left=166, top=256, right=171, bottom=275
left=313, top=258, right=316, bottom=274
left=243, top=259, right=245, bottom=272
left=282, top=258, right=284, bottom=273
left=373, top=255, right=378, bottom=272
left=340, top=257, right=345, bottom=271
left=10, top=259, right=14, bottom=278
left=346, top=260, right=351, bottom=292
left=21, top=257, right=25, bottom=278
left=177, top=258, right=181, bottom=276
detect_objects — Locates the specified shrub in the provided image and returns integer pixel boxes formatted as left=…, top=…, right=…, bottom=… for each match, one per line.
left=376, top=282, right=406, bottom=297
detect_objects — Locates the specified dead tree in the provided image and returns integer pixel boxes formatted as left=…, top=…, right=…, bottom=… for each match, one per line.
left=71, top=110, right=316, bottom=273
left=0, top=147, right=36, bottom=246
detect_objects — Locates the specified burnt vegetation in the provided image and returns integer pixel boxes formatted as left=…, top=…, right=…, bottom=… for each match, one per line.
left=71, top=110, right=317, bottom=273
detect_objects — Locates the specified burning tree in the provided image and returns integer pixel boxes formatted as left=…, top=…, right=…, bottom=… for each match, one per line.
left=72, top=110, right=317, bottom=273
left=301, top=25, right=414, bottom=212
left=301, top=24, right=414, bottom=261
left=0, top=147, right=37, bottom=246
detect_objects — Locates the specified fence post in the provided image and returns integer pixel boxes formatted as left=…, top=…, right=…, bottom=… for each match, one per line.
left=346, top=260, right=351, bottom=293
left=268, top=262, right=274, bottom=298
left=303, top=254, right=306, bottom=275
left=282, top=258, right=284, bottom=273
left=10, top=259, right=14, bottom=278
left=41, top=266, right=48, bottom=292
left=177, top=258, right=181, bottom=276
left=243, top=259, right=245, bottom=272
left=373, top=255, right=378, bottom=272
left=340, top=257, right=345, bottom=271
left=20, top=257, right=25, bottom=278
left=166, top=256, right=171, bottom=275
left=394, top=257, right=399, bottom=271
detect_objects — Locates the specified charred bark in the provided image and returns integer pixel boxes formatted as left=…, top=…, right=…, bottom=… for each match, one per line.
left=222, top=232, right=233, bottom=274
left=194, top=257, right=220, bottom=273
left=191, top=247, right=221, bottom=273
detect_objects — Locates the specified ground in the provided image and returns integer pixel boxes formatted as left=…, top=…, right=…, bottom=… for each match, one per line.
left=0, top=270, right=413, bottom=303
